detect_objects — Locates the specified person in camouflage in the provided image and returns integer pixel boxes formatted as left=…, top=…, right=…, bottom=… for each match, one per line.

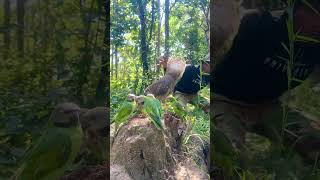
left=159, top=55, right=210, bottom=111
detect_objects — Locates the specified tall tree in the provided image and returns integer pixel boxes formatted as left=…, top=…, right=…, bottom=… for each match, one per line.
left=75, top=0, right=95, bottom=104
left=95, top=0, right=109, bottom=106
left=111, top=49, right=114, bottom=78
left=148, top=0, right=156, bottom=78
left=3, top=0, right=11, bottom=60
left=17, top=0, right=25, bottom=58
left=137, top=0, right=149, bottom=86
left=113, top=0, right=119, bottom=80
left=199, top=1, right=209, bottom=46
left=156, top=0, right=161, bottom=75
left=164, top=0, right=170, bottom=58
left=115, top=46, right=118, bottom=79
left=148, top=0, right=155, bottom=47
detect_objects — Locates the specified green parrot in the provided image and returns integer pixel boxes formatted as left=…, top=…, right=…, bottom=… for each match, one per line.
left=140, top=94, right=164, bottom=131
left=13, top=102, right=83, bottom=180
left=113, top=94, right=136, bottom=130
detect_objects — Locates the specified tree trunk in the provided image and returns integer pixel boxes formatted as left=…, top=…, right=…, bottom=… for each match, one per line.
left=3, top=0, right=11, bottom=60
left=200, top=1, right=209, bottom=46
left=95, top=0, right=109, bottom=106
left=148, top=0, right=155, bottom=47
left=111, top=48, right=114, bottom=78
left=137, top=0, right=149, bottom=88
left=148, top=0, right=156, bottom=80
left=31, top=0, right=40, bottom=64
left=76, top=0, right=95, bottom=104
left=115, top=46, right=118, bottom=79
left=40, top=1, right=51, bottom=93
left=156, top=0, right=161, bottom=76
left=133, top=63, right=139, bottom=94
left=164, top=0, right=170, bottom=58
left=17, top=0, right=25, bottom=58
left=55, top=38, right=65, bottom=80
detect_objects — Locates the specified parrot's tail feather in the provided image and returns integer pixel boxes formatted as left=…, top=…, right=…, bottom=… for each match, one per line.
left=153, top=121, right=162, bottom=130
left=151, top=116, right=163, bottom=131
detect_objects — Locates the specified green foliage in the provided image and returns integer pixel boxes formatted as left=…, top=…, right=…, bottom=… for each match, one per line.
left=0, top=88, right=58, bottom=178
left=169, top=1, right=208, bottom=63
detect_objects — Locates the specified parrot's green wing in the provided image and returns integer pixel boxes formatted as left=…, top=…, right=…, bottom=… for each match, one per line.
left=144, top=96, right=163, bottom=130
left=18, top=128, right=72, bottom=180
left=114, top=101, right=135, bottom=126
left=154, top=98, right=163, bottom=116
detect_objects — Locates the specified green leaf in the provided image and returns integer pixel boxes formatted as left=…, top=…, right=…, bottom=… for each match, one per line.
left=302, top=0, right=320, bottom=16
left=292, top=78, right=304, bottom=83
left=296, top=35, right=320, bottom=44
left=281, top=43, right=290, bottom=55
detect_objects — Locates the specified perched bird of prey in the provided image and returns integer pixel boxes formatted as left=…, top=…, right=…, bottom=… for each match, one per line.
left=145, top=58, right=186, bottom=101
left=136, top=94, right=164, bottom=131
left=79, top=107, right=108, bottom=164
left=113, top=94, right=136, bottom=130
left=13, top=102, right=83, bottom=180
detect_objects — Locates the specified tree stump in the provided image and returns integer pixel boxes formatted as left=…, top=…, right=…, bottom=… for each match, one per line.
left=111, top=114, right=175, bottom=179
left=111, top=113, right=209, bottom=180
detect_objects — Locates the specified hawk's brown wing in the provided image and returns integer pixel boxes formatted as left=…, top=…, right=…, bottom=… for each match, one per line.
left=145, top=76, right=175, bottom=101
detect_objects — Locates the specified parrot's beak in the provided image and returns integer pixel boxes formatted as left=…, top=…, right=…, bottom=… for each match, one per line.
left=127, top=94, right=136, bottom=101
left=135, top=96, right=145, bottom=106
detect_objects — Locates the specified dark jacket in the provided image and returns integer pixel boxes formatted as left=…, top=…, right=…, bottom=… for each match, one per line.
left=213, top=10, right=320, bottom=103
left=174, top=65, right=210, bottom=94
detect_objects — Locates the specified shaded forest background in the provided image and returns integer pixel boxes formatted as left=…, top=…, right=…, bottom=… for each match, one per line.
left=0, top=0, right=108, bottom=177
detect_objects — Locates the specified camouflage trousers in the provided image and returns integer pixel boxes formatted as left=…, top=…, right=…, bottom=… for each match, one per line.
left=212, top=94, right=320, bottom=160
left=174, top=91, right=210, bottom=113
left=174, top=91, right=198, bottom=105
